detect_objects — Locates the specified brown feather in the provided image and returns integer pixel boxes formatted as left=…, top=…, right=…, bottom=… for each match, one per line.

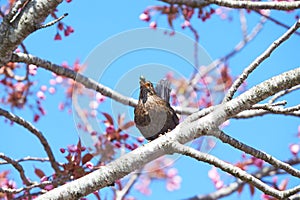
left=134, top=77, right=179, bottom=140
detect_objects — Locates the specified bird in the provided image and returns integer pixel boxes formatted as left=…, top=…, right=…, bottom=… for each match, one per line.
left=134, top=76, right=179, bottom=140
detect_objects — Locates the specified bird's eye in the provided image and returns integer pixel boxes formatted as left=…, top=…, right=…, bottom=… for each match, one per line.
left=145, top=82, right=152, bottom=88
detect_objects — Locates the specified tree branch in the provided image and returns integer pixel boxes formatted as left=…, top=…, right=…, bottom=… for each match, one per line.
left=0, top=153, right=31, bottom=186
left=0, top=156, right=50, bottom=165
left=0, top=0, right=63, bottom=66
left=161, top=0, right=300, bottom=10
left=0, top=107, right=61, bottom=175
left=211, top=130, right=300, bottom=178
left=11, top=52, right=197, bottom=115
left=269, top=85, right=300, bottom=104
left=189, top=157, right=300, bottom=200
left=223, top=19, right=300, bottom=102
left=234, top=109, right=300, bottom=118
left=36, top=67, right=300, bottom=199
left=189, top=15, right=266, bottom=87
left=168, top=141, right=300, bottom=199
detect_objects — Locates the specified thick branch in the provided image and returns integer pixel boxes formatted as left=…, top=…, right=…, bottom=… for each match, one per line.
left=36, top=67, right=300, bottom=199
left=0, top=0, right=63, bottom=65
left=11, top=52, right=197, bottom=115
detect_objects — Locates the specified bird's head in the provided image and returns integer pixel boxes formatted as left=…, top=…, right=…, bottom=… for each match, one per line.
left=139, top=76, right=156, bottom=103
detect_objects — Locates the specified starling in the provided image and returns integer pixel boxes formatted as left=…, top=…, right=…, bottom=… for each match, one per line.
left=134, top=76, right=179, bottom=140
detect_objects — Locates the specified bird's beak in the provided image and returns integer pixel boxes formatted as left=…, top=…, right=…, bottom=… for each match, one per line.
left=139, top=76, right=146, bottom=86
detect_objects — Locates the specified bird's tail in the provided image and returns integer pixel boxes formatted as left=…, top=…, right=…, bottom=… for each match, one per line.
left=155, top=79, right=171, bottom=102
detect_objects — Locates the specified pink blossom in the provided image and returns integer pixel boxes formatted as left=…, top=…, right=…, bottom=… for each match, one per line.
left=208, top=167, right=220, bottom=180
left=114, top=141, right=121, bottom=148
left=33, top=114, right=40, bottom=122
left=251, top=157, right=264, bottom=168
left=65, top=26, right=74, bottom=36
left=36, top=91, right=46, bottom=100
left=289, top=143, right=300, bottom=156
left=15, top=82, right=25, bottom=92
left=40, top=85, right=47, bottom=91
left=259, top=9, right=270, bottom=16
left=106, top=125, right=115, bottom=135
left=49, top=79, right=56, bottom=85
left=48, top=87, right=56, bottom=94
left=166, top=175, right=182, bottom=191
left=89, top=100, right=99, bottom=109
left=58, top=102, right=65, bottom=111
left=132, top=143, right=139, bottom=149
left=90, top=109, right=97, bottom=117
left=90, top=131, right=97, bottom=136
left=135, top=177, right=152, bottom=195
left=139, top=12, right=150, bottom=22
left=96, top=93, right=106, bottom=103
left=29, top=64, right=37, bottom=75
left=61, top=61, right=69, bottom=68
left=55, top=76, right=63, bottom=83
left=7, top=180, right=16, bottom=189
left=67, top=145, right=77, bottom=153
left=136, top=136, right=144, bottom=143
left=54, top=33, right=62, bottom=40
left=44, top=184, right=54, bottom=191
left=149, top=21, right=157, bottom=29
left=58, top=22, right=64, bottom=31
left=208, top=167, right=224, bottom=189
left=85, top=161, right=94, bottom=170
left=122, top=133, right=129, bottom=140
left=166, top=72, right=174, bottom=80
left=167, top=168, right=178, bottom=178
left=181, top=20, right=191, bottom=29
left=215, top=180, right=224, bottom=189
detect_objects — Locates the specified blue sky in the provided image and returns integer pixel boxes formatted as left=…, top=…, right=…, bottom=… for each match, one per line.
left=1, top=1, right=300, bottom=199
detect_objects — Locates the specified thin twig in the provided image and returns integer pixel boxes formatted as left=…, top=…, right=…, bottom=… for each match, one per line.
left=0, top=153, right=31, bottom=186
left=269, top=85, right=300, bottom=104
left=115, top=169, right=143, bottom=200
left=38, top=13, right=68, bottom=30
left=235, top=109, right=300, bottom=119
left=255, top=10, right=300, bottom=36
left=0, top=107, right=61, bottom=175
left=239, top=9, right=248, bottom=41
left=223, top=19, right=300, bottom=102
left=161, top=0, right=300, bottom=11
left=189, top=15, right=266, bottom=87
left=0, top=156, right=50, bottom=165
left=251, top=100, right=287, bottom=109
left=252, top=103, right=300, bottom=113
left=0, top=176, right=70, bottom=194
